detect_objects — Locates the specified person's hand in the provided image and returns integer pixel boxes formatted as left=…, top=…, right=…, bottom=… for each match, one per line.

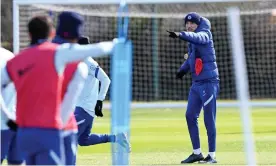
left=95, top=100, right=103, bottom=117
left=166, top=30, right=180, bottom=39
left=176, top=70, right=186, bottom=80
left=7, top=119, right=18, bottom=131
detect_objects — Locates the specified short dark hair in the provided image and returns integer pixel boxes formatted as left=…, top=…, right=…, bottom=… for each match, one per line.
left=28, top=15, right=53, bottom=45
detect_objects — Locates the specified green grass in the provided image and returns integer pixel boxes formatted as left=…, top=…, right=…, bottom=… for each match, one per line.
left=77, top=107, right=276, bottom=165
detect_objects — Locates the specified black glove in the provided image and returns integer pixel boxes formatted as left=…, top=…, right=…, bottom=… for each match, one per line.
left=166, top=30, right=179, bottom=39
left=78, top=36, right=90, bottom=45
left=176, top=70, right=186, bottom=80
left=7, top=119, right=18, bottom=131
left=95, top=100, right=103, bottom=117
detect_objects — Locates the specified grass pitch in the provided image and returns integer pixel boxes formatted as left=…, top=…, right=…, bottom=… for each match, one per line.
left=77, top=107, right=276, bottom=165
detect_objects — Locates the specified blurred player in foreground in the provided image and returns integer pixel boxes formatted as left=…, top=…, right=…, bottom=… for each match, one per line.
left=0, top=15, right=115, bottom=165
left=0, top=47, right=24, bottom=165
left=167, top=12, right=220, bottom=164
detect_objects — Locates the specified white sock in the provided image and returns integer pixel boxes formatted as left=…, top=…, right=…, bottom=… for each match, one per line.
left=209, top=152, right=215, bottom=159
left=193, top=148, right=201, bottom=155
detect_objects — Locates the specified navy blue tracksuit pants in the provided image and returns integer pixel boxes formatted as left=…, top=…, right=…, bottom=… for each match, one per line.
left=185, top=81, right=219, bottom=152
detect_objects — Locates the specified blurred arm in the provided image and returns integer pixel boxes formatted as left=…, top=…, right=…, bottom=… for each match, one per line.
left=54, top=41, right=115, bottom=75
left=60, top=62, right=88, bottom=125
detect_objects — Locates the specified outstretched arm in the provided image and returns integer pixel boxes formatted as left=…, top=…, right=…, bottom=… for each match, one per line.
left=179, top=31, right=210, bottom=45
left=55, top=40, right=115, bottom=75
left=167, top=30, right=210, bottom=45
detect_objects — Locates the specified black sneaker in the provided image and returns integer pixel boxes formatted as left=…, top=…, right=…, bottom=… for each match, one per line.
left=199, top=154, right=217, bottom=164
left=181, top=153, right=204, bottom=164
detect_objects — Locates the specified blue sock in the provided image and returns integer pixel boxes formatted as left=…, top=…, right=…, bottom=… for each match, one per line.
left=108, top=135, right=116, bottom=142
left=78, top=134, right=115, bottom=146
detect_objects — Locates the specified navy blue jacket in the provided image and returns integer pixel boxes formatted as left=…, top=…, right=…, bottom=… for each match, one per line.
left=179, top=17, right=219, bottom=82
